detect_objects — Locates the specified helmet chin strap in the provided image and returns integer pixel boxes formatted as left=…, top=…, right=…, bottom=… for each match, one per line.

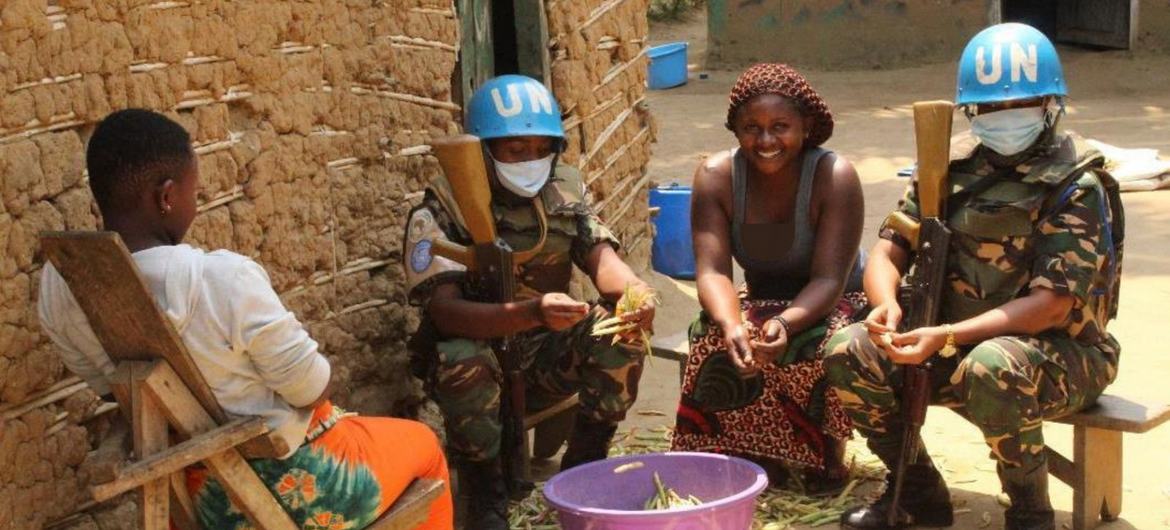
left=1045, top=96, right=1066, bottom=129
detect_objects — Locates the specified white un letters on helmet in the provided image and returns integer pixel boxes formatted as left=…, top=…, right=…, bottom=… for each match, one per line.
left=975, top=43, right=1038, bottom=85
left=490, top=82, right=554, bottom=118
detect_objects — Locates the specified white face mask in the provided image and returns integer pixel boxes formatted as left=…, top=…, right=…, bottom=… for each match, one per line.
left=492, top=154, right=554, bottom=198
left=969, top=106, right=1047, bottom=157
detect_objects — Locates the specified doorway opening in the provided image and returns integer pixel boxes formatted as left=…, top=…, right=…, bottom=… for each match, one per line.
left=452, top=0, right=551, bottom=113
left=997, top=0, right=1137, bottom=50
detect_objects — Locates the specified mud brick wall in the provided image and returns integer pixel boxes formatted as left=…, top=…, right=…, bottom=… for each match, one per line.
left=0, top=1, right=460, bottom=528
left=547, top=0, right=655, bottom=275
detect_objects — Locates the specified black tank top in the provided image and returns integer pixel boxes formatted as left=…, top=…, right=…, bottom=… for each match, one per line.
left=730, top=147, right=863, bottom=300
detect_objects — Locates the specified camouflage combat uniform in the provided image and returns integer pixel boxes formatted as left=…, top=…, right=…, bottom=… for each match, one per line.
left=404, top=165, right=644, bottom=462
left=824, top=132, right=1122, bottom=470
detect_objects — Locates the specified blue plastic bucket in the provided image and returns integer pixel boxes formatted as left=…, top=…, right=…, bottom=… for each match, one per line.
left=648, top=42, right=688, bottom=90
left=650, top=184, right=695, bottom=280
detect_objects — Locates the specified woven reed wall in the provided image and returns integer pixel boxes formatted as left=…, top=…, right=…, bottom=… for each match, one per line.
left=548, top=0, right=655, bottom=274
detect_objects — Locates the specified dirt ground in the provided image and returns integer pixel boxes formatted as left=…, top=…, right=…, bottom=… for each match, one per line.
left=583, top=10, right=1170, bottom=530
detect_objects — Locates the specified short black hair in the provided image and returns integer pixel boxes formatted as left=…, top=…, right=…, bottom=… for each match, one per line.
left=86, top=109, right=194, bottom=214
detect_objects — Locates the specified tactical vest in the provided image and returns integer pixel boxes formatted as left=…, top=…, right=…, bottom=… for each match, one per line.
left=939, top=133, right=1124, bottom=343
left=430, top=164, right=594, bottom=301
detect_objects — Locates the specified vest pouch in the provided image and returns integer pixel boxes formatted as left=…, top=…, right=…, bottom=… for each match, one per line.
left=942, top=195, right=1040, bottom=323
left=519, top=262, right=574, bottom=295
left=948, top=200, right=1036, bottom=240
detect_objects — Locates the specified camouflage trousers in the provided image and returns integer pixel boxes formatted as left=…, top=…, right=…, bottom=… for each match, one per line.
left=433, top=306, right=645, bottom=462
left=824, top=323, right=1119, bottom=467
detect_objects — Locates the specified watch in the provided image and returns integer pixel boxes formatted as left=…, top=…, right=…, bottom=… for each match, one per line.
left=939, top=324, right=958, bottom=358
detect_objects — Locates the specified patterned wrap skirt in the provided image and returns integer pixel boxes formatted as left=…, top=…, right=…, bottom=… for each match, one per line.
left=672, top=292, right=868, bottom=473
left=186, top=401, right=453, bottom=530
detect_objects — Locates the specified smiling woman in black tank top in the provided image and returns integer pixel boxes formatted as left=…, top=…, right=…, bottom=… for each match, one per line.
left=672, top=63, right=867, bottom=490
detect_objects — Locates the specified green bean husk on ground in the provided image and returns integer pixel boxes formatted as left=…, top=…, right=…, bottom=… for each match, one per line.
left=511, top=427, right=888, bottom=528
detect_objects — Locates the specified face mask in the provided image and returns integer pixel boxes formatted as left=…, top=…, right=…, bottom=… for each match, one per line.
left=492, top=154, right=554, bottom=198
left=969, top=106, right=1047, bottom=157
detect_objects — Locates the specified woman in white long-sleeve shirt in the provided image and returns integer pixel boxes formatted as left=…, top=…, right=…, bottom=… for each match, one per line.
left=38, top=109, right=453, bottom=530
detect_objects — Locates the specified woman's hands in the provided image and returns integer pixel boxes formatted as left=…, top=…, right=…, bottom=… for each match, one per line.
left=721, top=321, right=757, bottom=376
left=885, top=326, right=947, bottom=365
left=750, top=317, right=789, bottom=367
left=536, top=293, right=590, bottom=331
left=865, top=301, right=903, bottom=333
left=864, top=303, right=947, bottom=365
left=722, top=317, right=790, bottom=376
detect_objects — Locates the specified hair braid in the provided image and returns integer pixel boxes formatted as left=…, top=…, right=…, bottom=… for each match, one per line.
left=726, top=63, right=834, bottom=147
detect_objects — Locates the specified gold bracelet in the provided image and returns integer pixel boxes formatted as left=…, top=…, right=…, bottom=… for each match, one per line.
left=939, top=324, right=958, bottom=358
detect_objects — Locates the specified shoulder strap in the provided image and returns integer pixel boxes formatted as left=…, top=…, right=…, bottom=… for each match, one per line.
left=732, top=148, right=748, bottom=227
left=1038, top=161, right=1125, bottom=319
left=944, top=172, right=1002, bottom=215
left=795, top=147, right=829, bottom=228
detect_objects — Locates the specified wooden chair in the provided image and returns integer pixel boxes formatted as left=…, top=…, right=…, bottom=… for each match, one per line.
left=41, top=231, right=443, bottom=530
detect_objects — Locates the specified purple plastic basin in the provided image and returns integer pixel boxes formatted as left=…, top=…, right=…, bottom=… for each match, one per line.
left=543, top=452, right=768, bottom=530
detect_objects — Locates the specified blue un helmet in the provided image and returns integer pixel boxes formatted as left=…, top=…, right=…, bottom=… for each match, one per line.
left=466, top=75, right=565, bottom=149
left=956, top=23, right=1067, bottom=106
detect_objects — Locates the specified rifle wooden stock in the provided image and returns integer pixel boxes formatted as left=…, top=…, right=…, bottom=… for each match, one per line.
left=912, top=101, right=954, bottom=218
left=431, top=135, right=496, bottom=244
left=428, top=134, right=548, bottom=268
left=431, top=239, right=475, bottom=269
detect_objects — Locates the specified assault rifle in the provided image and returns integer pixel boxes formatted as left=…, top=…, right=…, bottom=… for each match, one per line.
left=883, top=101, right=954, bottom=526
left=429, top=134, right=547, bottom=495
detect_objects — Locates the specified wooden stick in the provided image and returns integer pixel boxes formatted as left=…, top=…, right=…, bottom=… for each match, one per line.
left=131, top=363, right=170, bottom=530
left=1, top=381, right=88, bottom=421
left=91, top=417, right=268, bottom=502
left=387, top=35, right=458, bottom=52
left=0, top=376, right=82, bottom=416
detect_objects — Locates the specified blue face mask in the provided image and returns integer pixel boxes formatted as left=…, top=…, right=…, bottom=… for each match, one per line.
left=969, top=107, right=1047, bottom=156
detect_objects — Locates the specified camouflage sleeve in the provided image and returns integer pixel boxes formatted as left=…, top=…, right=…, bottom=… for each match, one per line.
left=878, top=176, right=922, bottom=251
left=403, top=198, right=467, bottom=307
left=546, top=164, right=621, bottom=270
left=570, top=211, right=621, bottom=271
left=1027, top=178, right=1109, bottom=309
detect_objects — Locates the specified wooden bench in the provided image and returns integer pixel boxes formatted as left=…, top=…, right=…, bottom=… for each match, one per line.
left=1047, top=394, right=1170, bottom=530
left=42, top=231, right=443, bottom=529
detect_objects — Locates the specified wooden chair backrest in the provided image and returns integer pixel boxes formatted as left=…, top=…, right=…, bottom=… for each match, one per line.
left=40, top=231, right=229, bottom=423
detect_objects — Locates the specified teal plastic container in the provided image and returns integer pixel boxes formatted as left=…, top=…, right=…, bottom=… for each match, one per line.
left=649, top=184, right=695, bottom=280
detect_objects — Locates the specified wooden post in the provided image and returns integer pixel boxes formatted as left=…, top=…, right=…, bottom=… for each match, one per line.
left=1072, top=425, right=1123, bottom=530
left=129, top=362, right=170, bottom=530
left=457, top=0, right=494, bottom=111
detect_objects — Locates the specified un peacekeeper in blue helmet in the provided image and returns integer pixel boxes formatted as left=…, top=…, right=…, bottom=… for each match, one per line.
left=825, top=23, right=1124, bottom=530
left=956, top=22, right=1068, bottom=157
left=402, top=74, right=655, bottom=529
